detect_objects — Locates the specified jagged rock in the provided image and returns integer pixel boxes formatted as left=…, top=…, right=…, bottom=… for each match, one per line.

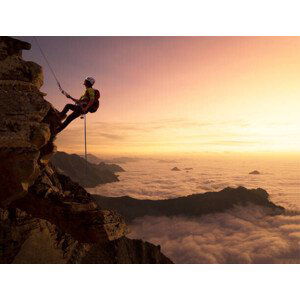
left=0, top=37, right=172, bottom=264
left=0, top=37, right=30, bottom=58
left=0, top=208, right=85, bottom=264
left=80, top=237, right=172, bottom=264
left=0, top=148, right=40, bottom=206
left=0, top=37, right=54, bottom=207
left=0, top=208, right=171, bottom=264
left=0, top=37, right=43, bottom=88
left=9, top=160, right=127, bottom=243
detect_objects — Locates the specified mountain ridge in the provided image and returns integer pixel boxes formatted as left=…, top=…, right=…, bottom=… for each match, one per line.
left=93, top=186, right=285, bottom=222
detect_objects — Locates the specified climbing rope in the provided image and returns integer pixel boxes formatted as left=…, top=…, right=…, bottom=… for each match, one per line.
left=33, top=37, right=89, bottom=179
left=84, top=114, right=88, bottom=184
left=33, top=37, right=64, bottom=93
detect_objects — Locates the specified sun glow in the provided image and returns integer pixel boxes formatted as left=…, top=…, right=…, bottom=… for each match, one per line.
left=23, top=36, right=300, bottom=156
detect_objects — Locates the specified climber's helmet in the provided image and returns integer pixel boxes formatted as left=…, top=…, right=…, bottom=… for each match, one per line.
left=84, top=77, right=95, bottom=87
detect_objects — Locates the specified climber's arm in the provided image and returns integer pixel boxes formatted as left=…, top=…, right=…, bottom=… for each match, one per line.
left=60, top=88, right=79, bottom=102
left=65, top=94, right=79, bottom=102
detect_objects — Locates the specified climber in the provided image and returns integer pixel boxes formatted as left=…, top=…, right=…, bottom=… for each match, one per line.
left=56, top=77, right=100, bottom=133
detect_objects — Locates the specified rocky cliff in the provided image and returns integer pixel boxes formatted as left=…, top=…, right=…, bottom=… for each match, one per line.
left=0, top=37, right=172, bottom=263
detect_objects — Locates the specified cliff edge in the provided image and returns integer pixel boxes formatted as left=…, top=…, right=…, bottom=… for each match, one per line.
left=0, top=37, right=172, bottom=263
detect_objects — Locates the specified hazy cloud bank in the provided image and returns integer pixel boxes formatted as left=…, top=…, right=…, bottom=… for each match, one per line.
left=128, top=206, right=300, bottom=263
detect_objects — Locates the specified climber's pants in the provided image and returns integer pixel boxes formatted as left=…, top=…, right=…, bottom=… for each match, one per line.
left=57, top=104, right=83, bottom=133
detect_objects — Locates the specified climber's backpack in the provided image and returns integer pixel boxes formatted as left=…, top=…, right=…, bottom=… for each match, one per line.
left=89, top=89, right=100, bottom=113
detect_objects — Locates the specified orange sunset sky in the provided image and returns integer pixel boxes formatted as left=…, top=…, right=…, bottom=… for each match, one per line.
left=22, top=36, right=300, bottom=156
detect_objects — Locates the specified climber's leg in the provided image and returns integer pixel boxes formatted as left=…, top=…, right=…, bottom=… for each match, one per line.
left=59, top=104, right=77, bottom=118
left=56, top=107, right=82, bottom=133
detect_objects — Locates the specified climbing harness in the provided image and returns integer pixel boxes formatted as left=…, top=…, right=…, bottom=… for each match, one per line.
left=33, top=37, right=88, bottom=179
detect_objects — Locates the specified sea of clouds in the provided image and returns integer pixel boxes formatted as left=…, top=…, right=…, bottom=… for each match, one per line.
left=128, top=206, right=300, bottom=263
left=88, top=156, right=300, bottom=263
left=88, top=156, right=300, bottom=209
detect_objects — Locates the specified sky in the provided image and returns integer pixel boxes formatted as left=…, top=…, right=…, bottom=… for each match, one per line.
left=20, top=36, right=300, bottom=156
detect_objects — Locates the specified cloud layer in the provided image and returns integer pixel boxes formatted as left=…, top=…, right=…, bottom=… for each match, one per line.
left=89, top=157, right=300, bottom=263
left=88, top=158, right=300, bottom=211
left=128, top=206, right=300, bottom=263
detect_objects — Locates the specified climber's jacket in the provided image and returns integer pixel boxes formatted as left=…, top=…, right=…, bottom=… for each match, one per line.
left=78, top=87, right=95, bottom=111
left=80, top=87, right=95, bottom=104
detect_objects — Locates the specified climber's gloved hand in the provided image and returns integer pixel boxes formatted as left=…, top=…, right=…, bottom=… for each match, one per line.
left=60, top=89, right=70, bottom=98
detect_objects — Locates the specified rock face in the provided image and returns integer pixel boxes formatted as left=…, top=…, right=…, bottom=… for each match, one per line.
left=0, top=37, right=172, bottom=264
left=51, top=151, right=122, bottom=187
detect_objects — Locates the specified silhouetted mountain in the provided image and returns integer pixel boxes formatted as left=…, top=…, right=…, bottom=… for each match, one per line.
left=249, top=170, right=260, bottom=175
left=98, top=161, right=125, bottom=173
left=51, top=151, right=120, bottom=187
left=171, top=167, right=181, bottom=171
left=80, top=153, right=103, bottom=164
left=93, top=186, right=284, bottom=222
left=80, top=153, right=126, bottom=172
